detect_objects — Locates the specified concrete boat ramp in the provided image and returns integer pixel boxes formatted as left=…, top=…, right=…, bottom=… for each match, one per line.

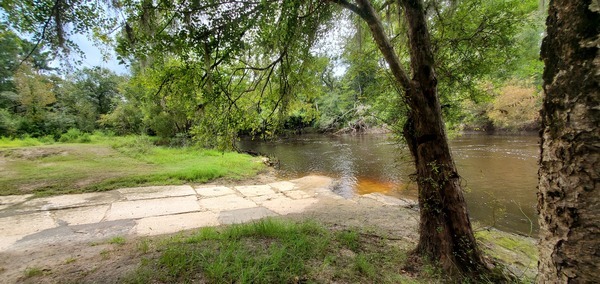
left=0, top=176, right=416, bottom=252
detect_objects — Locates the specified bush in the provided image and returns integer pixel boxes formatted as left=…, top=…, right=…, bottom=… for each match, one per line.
left=487, top=83, right=541, bottom=131
left=99, top=102, right=144, bottom=135
left=59, top=128, right=91, bottom=143
left=0, top=108, right=18, bottom=137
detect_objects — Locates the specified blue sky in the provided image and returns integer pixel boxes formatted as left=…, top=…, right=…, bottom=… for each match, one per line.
left=70, top=33, right=129, bottom=75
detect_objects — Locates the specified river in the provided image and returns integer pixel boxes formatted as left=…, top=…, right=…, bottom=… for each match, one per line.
left=239, top=133, right=539, bottom=235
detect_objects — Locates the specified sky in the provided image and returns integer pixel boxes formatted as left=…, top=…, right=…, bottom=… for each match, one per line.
left=69, top=34, right=129, bottom=75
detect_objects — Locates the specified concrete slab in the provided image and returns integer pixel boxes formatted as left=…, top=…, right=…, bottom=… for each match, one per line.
left=314, top=188, right=345, bottom=199
left=10, top=219, right=136, bottom=251
left=218, top=207, right=278, bottom=224
left=118, top=185, right=196, bottom=201
left=284, top=190, right=314, bottom=200
left=134, top=211, right=219, bottom=236
left=18, top=192, right=118, bottom=211
left=0, top=211, right=57, bottom=237
left=198, top=195, right=258, bottom=212
left=0, top=236, right=22, bottom=251
left=195, top=186, right=235, bottom=197
left=262, top=197, right=319, bottom=215
left=249, top=193, right=285, bottom=205
left=362, top=193, right=415, bottom=207
left=291, top=175, right=333, bottom=191
left=105, top=196, right=201, bottom=221
left=52, top=205, right=110, bottom=226
left=268, top=181, right=296, bottom=192
left=235, top=185, right=276, bottom=197
left=0, top=194, right=33, bottom=207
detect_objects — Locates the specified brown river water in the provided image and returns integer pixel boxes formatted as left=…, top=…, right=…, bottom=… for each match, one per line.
left=239, top=133, right=539, bottom=236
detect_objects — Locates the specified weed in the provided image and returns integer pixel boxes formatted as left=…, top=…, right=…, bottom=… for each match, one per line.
left=354, top=254, right=376, bottom=278
left=137, top=239, right=150, bottom=254
left=64, top=257, right=77, bottom=264
left=109, top=236, right=126, bottom=245
left=100, top=249, right=111, bottom=260
left=336, top=230, right=360, bottom=251
left=23, top=267, right=44, bottom=278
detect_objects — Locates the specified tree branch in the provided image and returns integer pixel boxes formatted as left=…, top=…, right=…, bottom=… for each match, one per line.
left=16, top=0, right=61, bottom=71
left=328, top=0, right=365, bottom=17
left=342, top=0, right=411, bottom=90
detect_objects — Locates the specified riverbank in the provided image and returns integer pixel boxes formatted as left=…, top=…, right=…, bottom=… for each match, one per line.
left=0, top=136, right=265, bottom=196
left=0, top=176, right=537, bottom=283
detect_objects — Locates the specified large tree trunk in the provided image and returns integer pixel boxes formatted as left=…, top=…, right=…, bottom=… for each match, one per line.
left=537, top=0, right=599, bottom=283
left=399, top=0, right=489, bottom=276
left=334, top=0, right=490, bottom=277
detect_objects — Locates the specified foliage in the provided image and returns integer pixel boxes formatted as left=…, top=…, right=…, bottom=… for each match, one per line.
left=0, top=0, right=116, bottom=60
left=487, top=83, right=541, bottom=131
left=98, top=101, right=144, bottom=135
left=58, top=128, right=91, bottom=143
left=0, top=108, right=19, bottom=136
left=54, top=67, right=124, bottom=132
left=14, top=64, right=55, bottom=118
left=0, top=27, right=127, bottom=138
left=0, top=23, right=53, bottom=92
left=428, top=0, right=540, bottom=130
left=0, top=0, right=544, bottom=142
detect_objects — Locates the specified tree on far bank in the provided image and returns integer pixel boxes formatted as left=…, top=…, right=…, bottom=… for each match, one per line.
left=537, top=0, right=599, bottom=282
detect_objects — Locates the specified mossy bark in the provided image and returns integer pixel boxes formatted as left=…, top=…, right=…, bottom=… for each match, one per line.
left=538, top=0, right=600, bottom=283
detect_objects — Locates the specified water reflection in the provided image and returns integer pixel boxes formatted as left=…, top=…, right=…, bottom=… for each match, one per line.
left=238, top=133, right=539, bottom=235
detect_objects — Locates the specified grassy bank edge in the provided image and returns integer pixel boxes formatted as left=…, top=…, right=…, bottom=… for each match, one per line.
left=0, top=134, right=266, bottom=197
left=17, top=218, right=537, bottom=283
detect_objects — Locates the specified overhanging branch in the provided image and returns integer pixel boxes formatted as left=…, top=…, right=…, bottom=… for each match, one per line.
left=331, top=0, right=411, bottom=90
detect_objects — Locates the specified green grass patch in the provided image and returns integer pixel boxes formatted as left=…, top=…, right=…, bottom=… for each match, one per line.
left=0, top=135, right=264, bottom=196
left=0, top=136, right=48, bottom=148
left=23, top=267, right=44, bottom=278
left=109, top=236, right=127, bottom=246
left=125, top=219, right=416, bottom=284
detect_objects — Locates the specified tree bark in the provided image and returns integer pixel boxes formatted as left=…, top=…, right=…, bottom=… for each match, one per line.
left=332, top=0, right=490, bottom=277
left=537, top=0, right=600, bottom=283
left=399, top=0, right=489, bottom=276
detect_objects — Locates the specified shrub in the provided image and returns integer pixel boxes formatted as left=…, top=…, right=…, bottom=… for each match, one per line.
left=487, top=83, right=541, bottom=131
left=59, top=128, right=91, bottom=143
left=0, top=108, right=18, bottom=137
left=98, top=102, right=144, bottom=135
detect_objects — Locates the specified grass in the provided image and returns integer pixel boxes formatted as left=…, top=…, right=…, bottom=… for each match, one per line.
left=0, top=134, right=265, bottom=196
left=109, top=236, right=127, bottom=246
left=23, top=267, right=44, bottom=278
left=125, top=218, right=417, bottom=284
